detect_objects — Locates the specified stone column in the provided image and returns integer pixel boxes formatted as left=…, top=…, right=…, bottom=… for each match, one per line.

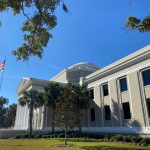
left=40, top=105, right=46, bottom=129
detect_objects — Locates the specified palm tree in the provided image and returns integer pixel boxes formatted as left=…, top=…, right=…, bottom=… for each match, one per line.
left=19, top=90, right=45, bottom=138
left=44, top=82, right=63, bottom=133
left=71, top=84, right=91, bottom=133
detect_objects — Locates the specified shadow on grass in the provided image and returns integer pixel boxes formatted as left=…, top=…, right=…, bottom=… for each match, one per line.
left=58, top=138, right=100, bottom=143
left=80, top=146, right=140, bottom=150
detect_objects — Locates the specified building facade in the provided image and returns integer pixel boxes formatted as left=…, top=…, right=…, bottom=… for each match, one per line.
left=14, top=45, right=150, bottom=134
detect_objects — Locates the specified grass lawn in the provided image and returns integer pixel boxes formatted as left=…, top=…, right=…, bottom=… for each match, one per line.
left=0, top=139, right=150, bottom=150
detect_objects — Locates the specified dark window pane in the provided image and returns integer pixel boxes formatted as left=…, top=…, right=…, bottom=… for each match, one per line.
left=86, top=91, right=89, bottom=97
left=147, top=98, right=150, bottom=118
left=120, top=78, right=128, bottom=92
left=142, top=69, right=150, bottom=86
left=89, top=89, right=94, bottom=99
left=122, top=102, right=131, bottom=119
left=105, top=105, right=111, bottom=120
left=102, top=84, right=109, bottom=96
left=90, top=108, right=95, bottom=121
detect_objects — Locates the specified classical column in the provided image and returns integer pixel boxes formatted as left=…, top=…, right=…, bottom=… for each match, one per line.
left=40, top=105, right=46, bottom=129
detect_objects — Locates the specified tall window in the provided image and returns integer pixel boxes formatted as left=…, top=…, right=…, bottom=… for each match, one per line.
left=146, top=98, right=150, bottom=118
left=104, top=105, right=111, bottom=120
left=102, top=83, right=109, bottom=96
left=119, top=77, right=128, bottom=92
left=122, top=102, right=131, bottom=119
left=142, top=69, right=150, bottom=86
left=89, top=89, right=94, bottom=99
left=90, top=108, right=95, bottom=121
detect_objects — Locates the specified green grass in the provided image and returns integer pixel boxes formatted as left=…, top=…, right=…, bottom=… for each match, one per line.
left=0, top=138, right=150, bottom=150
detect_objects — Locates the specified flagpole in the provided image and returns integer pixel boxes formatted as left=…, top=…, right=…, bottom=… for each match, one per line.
left=0, top=69, right=4, bottom=91
left=0, top=58, right=6, bottom=91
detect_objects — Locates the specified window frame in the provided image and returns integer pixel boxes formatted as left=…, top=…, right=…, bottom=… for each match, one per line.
left=102, top=83, right=109, bottom=97
left=90, top=108, right=95, bottom=122
left=141, top=68, right=150, bottom=87
left=122, top=102, right=131, bottom=120
left=146, top=98, right=150, bottom=118
left=104, top=105, right=111, bottom=120
left=119, top=77, right=128, bottom=93
left=89, top=88, right=94, bottom=99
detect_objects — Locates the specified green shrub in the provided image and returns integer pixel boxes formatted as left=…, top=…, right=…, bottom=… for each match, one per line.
left=41, top=135, right=51, bottom=138
left=15, top=134, right=22, bottom=139
left=140, top=138, right=150, bottom=146
left=57, top=133, right=65, bottom=138
left=34, top=134, right=42, bottom=138
left=111, top=135, right=124, bottom=142
left=104, top=134, right=114, bottom=139
left=131, top=136, right=142, bottom=143
left=123, top=135, right=132, bottom=143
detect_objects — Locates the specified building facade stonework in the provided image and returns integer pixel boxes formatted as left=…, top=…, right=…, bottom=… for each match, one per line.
left=14, top=45, right=150, bottom=134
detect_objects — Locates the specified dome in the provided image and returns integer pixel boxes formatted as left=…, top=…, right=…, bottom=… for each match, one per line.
left=68, top=62, right=100, bottom=71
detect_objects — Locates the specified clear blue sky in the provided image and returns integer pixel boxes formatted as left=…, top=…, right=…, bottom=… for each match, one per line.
left=0, top=0, right=150, bottom=104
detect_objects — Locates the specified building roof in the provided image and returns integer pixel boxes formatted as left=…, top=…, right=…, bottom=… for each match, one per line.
left=50, top=62, right=100, bottom=81
left=68, top=62, right=100, bottom=70
left=85, top=45, right=150, bottom=83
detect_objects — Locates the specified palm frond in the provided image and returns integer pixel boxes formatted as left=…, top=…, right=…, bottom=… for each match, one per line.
left=62, top=3, right=69, bottom=13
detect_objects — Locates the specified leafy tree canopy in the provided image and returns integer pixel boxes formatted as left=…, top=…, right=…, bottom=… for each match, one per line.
left=0, top=0, right=68, bottom=61
left=4, top=103, right=17, bottom=128
left=126, top=16, right=150, bottom=32
left=54, top=84, right=79, bottom=145
left=0, top=96, right=9, bottom=128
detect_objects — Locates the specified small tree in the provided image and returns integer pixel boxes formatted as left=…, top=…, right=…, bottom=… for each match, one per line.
left=4, top=103, right=17, bottom=128
left=44, top=82, right=63, bottom=133
left=54, top=84, right=78, bottom=145
left=19, top=90, right=45, bottom=138
left=0, top=96, right=9, bottom=128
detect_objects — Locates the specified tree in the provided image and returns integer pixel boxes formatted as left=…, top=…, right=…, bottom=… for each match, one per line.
left=126, top=0, right=150, bottom=33
left=0, top=96, right=8, bottom=128
left=0, top=0, right=68, bottom=60
left=4, top=103, right=17, bottom=128
left=54, top=84, right=79, bottom=145
left=126, top=16, right=150, bottom=32
left=19, top=89, right=45, bottom=138
left=44, top=82, right=63, bottom=133
left=70, top=84, right=90, bottom=133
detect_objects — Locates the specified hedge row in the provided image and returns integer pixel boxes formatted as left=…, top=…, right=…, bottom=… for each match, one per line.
left=13, top=132, right=150, bottom=146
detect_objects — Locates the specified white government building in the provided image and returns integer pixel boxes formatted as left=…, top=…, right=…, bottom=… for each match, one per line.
left=14, top=45, right=150, bottom=134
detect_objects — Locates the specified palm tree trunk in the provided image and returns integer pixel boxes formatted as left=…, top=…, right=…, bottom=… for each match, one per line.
left=78, top=111, right=82, bottom=135
left=29, top=103, right=33, bottom=138
left=51, top=108, right=55, bottom=133
left=78, top=121, right=82, bottom=135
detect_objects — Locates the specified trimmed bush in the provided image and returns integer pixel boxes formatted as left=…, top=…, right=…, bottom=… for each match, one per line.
left=111, top=135, right=124, bottom=142
left=131, top=136, right=142, bottom=144
left=140, top=138, right=150, bottom=146
left=57, top=133, right=65, bottom=138
left=122, top=135, right=132, bottom=143
left=12, top=132, right=150, bottom=146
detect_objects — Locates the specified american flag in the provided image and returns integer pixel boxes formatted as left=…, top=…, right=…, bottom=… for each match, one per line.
left=0, top=60, right=5, bottom=71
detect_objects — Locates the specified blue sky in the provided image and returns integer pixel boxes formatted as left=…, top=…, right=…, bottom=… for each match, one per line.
left=0, top=0, right=150, bottom=104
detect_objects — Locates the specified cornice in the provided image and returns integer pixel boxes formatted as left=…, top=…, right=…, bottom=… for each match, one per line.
left=85, top=45, right=150, bottom=83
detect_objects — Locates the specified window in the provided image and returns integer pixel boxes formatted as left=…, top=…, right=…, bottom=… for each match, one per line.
left=102, top=84, right=109, bottom=96
left=122, top=102, right=131, bottom=119
left=90, top=108, right=95, bottom=121
left=119, top=77, right=128, bottom=92
left=142, top=69, right=150, bottom=86
left=104, top=105, right=111, bottom=120
left=89, top=89, right=94, bottom=99
left=146, top=98, right=150, bottom=118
